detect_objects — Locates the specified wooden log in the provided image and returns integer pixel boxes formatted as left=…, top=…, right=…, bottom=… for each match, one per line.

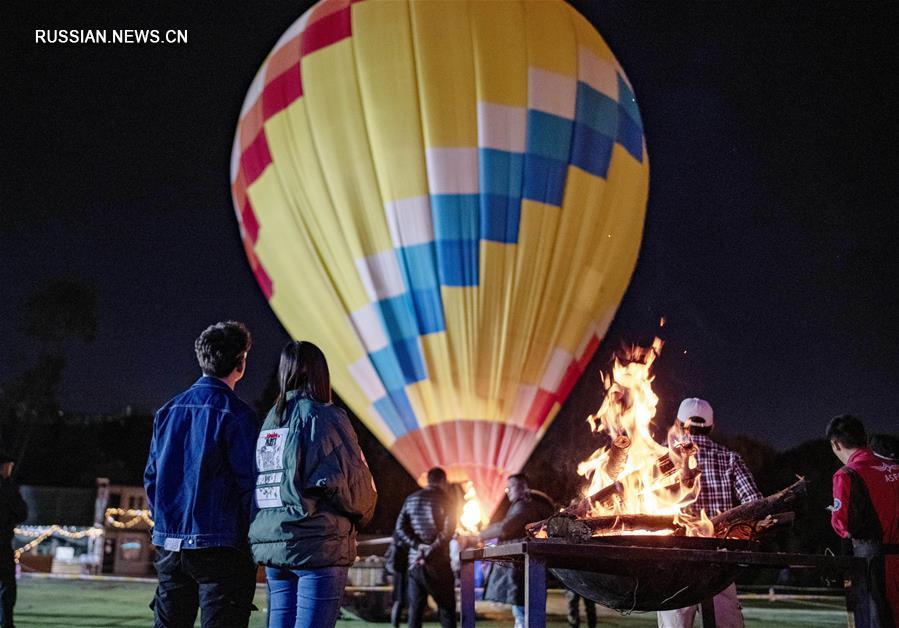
left=756, top=511, right=796, bottom=530
left=528, top=481, right=805, bottom=542
left=604, top=435, right=631, bottom=481
left=563, top=441, right=698, bottom=519
left=582, top=514, right=680, bottom=535
left=711, top=479, right=807, bottom=538
left=593, top=481, right=624, bottom=507
left=527, top=513, right=680, bottom=541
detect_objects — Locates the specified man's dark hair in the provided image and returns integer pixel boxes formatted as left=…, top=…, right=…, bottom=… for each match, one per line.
left=825, top=414, right=867, bottom=449
left=507, top=473, right=529, bottom=486
left=426, top=467, right=447, bottom=486
left=194, top=321, right=252, bottom=378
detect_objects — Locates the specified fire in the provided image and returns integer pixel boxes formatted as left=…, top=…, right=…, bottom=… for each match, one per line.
left=459, top=481, right=485, bottom=534
left=575, top=337, right=714, bottom=537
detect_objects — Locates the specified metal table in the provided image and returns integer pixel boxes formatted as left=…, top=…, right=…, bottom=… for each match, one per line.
left=460, top=539, right=861, bottom=627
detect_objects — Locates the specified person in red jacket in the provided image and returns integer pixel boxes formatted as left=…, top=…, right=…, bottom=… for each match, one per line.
left=827, top=415, right=899, bottom=628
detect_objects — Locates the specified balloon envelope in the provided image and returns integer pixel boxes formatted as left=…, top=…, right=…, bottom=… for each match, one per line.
left=231, top=0, right=649, bottom=511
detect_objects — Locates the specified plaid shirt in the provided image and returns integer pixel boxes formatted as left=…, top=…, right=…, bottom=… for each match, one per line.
left=688, top=435, right=763, bottom=516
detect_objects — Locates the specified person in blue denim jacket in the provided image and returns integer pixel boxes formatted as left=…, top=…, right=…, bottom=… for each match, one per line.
left=144, top=320, right=259, bottom=627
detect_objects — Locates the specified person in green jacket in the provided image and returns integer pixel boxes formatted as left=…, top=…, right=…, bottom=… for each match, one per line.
left=249, top=341, right=377, bottom=628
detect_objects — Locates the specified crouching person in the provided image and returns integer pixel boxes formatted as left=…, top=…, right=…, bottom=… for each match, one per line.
left=249, top=341, right=377, bottom=628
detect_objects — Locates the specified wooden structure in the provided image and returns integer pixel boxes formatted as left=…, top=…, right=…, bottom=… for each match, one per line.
left=94, top=478, right=154, bottom=576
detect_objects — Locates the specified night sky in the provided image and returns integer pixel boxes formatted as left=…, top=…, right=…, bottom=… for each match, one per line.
left=2, top=1, right=896, bottom=467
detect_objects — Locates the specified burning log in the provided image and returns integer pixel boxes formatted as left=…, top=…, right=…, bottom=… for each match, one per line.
left=527, top=513, right=681, bottom=541
left=527, top=479, right=806, bottom=543
left=605, top=435, right=631, bottom=481
left=592, top=482, right=624, bottom=508
left=568, top=440, right=698, bottom=516
left=711, top=478, right=806, bottom=538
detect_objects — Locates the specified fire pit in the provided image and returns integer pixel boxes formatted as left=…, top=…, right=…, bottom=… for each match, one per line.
left=460, top=539, right=860, bottom=628
left=464, top=336, right=814, bottom=625
left=548, top=535, right=752, bottom=611
left=516, top=336, right=792, bottom=613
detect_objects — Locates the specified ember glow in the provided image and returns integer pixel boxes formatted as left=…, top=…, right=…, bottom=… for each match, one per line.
left=575, top=338, right=713, bottom=536
left=459, top=481, right=485, bottom=534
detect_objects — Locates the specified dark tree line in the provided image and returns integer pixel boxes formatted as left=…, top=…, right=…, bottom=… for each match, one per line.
left=0, top=280, right=98, bottom=476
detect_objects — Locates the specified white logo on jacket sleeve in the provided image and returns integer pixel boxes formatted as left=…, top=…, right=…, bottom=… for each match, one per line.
left=827, top=498, right=842, bottom=512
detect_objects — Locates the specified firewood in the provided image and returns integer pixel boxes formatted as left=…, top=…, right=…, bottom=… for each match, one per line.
left=592, top=481, right=624, bottom=507
left=527, top=513, right=680, bottom=541
left=604, top=435, right=631, bottom=481
left=565, top=440, right=698, bottom=516
left=711, top=478, right=806, bottom=538
left=756, top=511, right=796, bottom=530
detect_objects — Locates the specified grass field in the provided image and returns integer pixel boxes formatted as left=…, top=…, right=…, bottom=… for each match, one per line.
left=15, top=576, right=850, bottom=627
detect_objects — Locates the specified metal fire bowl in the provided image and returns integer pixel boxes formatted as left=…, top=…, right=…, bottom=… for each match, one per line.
left=549, top=535, right=754, bottom=612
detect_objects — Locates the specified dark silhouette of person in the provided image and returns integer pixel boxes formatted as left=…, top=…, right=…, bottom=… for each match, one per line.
left=0, top=451, right=28, bottom=628
left=386, top=532, right=410, bottom=627
left=479, top=474, right=555, bottom=628
left=394, top=467, right=457, bottom=628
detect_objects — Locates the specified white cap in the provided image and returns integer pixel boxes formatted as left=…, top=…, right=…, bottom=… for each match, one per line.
left=677, top=398, right=714, bottom=428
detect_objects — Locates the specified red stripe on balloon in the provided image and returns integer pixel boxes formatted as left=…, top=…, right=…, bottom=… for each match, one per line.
left=577, top=334, right=600, bottom=372
left=266, top=32, right=302, bottom=79
left=240, top=199, right=260, bottom=244
left=231, top=170, right=247, bottom=216
left=253, top=260, right=274, bottom=299
left=556, top=360, right=583, bottom=404
left=240, top=236, right=257, bottom=269
left=523, top=389, right=555, bottom=431
left=238, top=100, right=264, bottom=157
left=262, top=66, right=303, bottom=120
left=240, top=131, right=272, bottom=185
left=390, top=421, right=539, bottom=510
left=300, top=2, right=352, bottom=57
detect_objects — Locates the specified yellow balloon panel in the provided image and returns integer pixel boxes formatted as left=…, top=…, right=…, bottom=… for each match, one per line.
left=231, top=0, right=649, bottom=509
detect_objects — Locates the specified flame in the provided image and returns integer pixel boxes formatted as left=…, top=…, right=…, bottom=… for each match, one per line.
left=575, top=337, right=714, bottom=537
left=459, top=481, right=485, bottom=534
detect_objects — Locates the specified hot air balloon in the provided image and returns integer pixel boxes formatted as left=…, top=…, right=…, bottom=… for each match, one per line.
left=231, top=0, right=649, bottom=513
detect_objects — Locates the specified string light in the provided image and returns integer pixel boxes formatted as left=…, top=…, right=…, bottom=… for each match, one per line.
left=104, top=508, right=154, bottom=528
left=13, top=525, right=105, bottom=561
left=13, top=509, right=153, bottom=561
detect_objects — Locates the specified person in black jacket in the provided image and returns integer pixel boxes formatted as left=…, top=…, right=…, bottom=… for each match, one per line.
left=0, top=451, right=28, bottom=628
left=394, top=467, right=457, bottom=628
left=478, top=474, right=555, bottom=628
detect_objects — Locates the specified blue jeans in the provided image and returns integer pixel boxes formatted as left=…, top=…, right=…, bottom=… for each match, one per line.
left=265, top=566, right=348, bottom=628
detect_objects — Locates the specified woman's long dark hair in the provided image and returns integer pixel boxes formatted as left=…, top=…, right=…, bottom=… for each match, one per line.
left=274, top=340, right=331, bottom=421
